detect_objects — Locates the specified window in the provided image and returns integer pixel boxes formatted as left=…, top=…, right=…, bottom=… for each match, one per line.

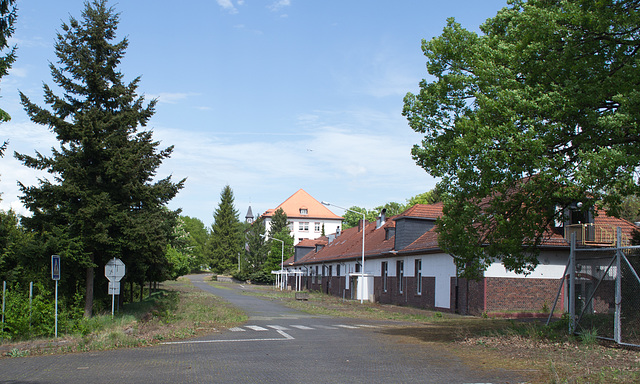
left=382, top=261, right=388, bottom=292
left=328, top=265, right=332, bottom=278
left=300, top=208, right=308, bottom=215
left=397, top=260, right=404, bottom=294
left=415, top=259, right=422, bottom=295
left=314, top=222, right=321, bottom=232
left=355, top=263, right=361, bottom=273
left=299, top=222, right=309, bottom=231
left=337, top=264, right=341, bottom=277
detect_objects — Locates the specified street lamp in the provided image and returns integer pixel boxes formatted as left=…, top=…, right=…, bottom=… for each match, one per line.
left=261, top=234, right=285, bottom=290
left=321, top=201, right=366, bottom=303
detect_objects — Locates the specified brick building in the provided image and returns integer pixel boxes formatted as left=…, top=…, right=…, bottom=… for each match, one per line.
left=284, top=203, right=637, bottom=316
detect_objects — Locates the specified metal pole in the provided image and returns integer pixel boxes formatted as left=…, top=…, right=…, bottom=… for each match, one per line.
left=29, top=282, right=33, bottom=328
left=360, top=213, right=365, bottom=304
left=1, top=281, right=5, bottom=330
left=569, top=233, right=576, bottom=334
left=615, top=227, right=622, bottom=344
left=55, top=280, right=58, bottom=338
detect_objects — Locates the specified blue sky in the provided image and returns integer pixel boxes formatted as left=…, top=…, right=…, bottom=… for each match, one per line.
left=0, top=0, right=508, bottom=226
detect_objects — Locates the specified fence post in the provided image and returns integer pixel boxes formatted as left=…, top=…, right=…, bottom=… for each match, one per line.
left=569, top=233, right=576, bottom=334
left=615, top=227, right=622, bottom=344
left=1, top=281, right=5, bottom=331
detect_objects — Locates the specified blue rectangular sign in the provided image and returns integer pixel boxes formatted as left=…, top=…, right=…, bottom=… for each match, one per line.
left=51, top=255, right=61, bottom=281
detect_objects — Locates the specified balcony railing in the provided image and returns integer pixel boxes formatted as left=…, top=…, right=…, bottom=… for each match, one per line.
left=564, top=224, right=631, bottom=247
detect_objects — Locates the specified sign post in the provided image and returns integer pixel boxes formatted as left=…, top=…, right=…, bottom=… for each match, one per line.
left=105, top=258, right=125, bottom=318
left=51, top=255, right=60, bottom=337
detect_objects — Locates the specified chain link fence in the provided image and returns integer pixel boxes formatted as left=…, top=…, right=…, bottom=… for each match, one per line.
left=571, top=231, right=640, bottom=347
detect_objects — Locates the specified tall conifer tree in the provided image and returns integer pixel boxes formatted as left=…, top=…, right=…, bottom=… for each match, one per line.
left=16, top=0, right=183, bottom=316
left=209, top=185, right=242, bottom=273
left=268, top=208, right=289, bottom=238
left=0, top=0, right=17, bottom=154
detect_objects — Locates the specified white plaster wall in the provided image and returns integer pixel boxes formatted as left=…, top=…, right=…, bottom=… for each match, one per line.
left=264, top=218, right=342, bottom=244
left=421, top=253, right=457, bottom=309
left=484, top=251, right=568, bottom=279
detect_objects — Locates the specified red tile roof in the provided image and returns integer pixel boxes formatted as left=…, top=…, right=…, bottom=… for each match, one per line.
left=396, top=202, right=444, bottom=220
left=261, top=189, right=343, bottom=220
left=291, top=202, right=639, bottom=265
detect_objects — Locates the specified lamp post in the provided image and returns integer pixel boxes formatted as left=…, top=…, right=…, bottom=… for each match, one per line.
left=321, top=201, right=366, bottom=303
left=261, top=234, right=285, bottom=290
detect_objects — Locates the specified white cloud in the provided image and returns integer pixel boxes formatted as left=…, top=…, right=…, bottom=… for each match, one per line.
left=216, top=0, right=239, bottom=14
left=268, top=0, right=291, bottom=11
left=8, top=67, right=28, bottom=78
left=147, top=92, right=197, bottom=104
left=0, top=106, right=436, bottom=227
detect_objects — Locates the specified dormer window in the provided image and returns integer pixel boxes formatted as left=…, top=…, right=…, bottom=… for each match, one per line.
left=300, top=208, right=308, bottom=215
left=385, top=227, right=395, bottom=240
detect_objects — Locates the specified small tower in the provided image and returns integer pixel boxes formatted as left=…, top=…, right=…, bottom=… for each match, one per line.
left=245, top=205, right=254, bottom=224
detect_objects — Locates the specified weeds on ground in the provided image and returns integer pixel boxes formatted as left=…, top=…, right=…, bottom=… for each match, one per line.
left=1, top=278, right=247, bottom=357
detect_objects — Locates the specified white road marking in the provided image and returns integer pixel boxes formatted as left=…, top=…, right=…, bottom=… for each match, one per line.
left=161, top=330, right=294, bottom=345
left=246, top=325, right=269, bottom=331
left=315, top=325, right=338, bottom=330
left=334, top=324, right=359, bottom=329
left=267, top=325, right=290, bottom=331
left=229, top=327, right=245, bottom=332
left=290, top=325, right=314, bottom=330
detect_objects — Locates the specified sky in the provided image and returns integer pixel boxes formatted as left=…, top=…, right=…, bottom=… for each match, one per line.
left=0, top=0, right=509, bottom=226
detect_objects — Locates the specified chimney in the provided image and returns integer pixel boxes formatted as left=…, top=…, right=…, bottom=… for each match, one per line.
left=376, top=208, right=387, bottom=229
left=358, top=219, right=366, bottom=232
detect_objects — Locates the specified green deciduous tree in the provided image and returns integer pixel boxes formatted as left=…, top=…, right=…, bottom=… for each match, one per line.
left=403, top=0, right=640, bottom=278
left=180, top=215, right=210, bottom=270
left=342, top=206, right=376, bottom=229
left=15, top=0, right=183, bottom=316
left=209, top=185, right=243, bottom=273
left=264, top=229, right=293, bottom=275
left=243, top=216, right=269, bottom=274
left=406, top=187, right=443, bottom=206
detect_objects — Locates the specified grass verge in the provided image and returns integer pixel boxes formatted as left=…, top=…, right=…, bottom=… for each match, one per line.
left=0, top=277, right=247, bottom=357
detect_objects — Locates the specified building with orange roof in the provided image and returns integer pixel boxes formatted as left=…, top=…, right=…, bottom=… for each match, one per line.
left=261, top=189, right=343, bottom=245
left=283, top=202, right=639, bottom=316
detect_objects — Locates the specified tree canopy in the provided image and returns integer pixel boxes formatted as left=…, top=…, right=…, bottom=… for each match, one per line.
left=16, top=0, right=183, bottom=316
left=403, top=0, right=640, bottom=278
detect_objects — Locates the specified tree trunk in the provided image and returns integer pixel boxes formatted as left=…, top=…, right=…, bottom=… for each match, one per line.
left=84, top=264, right=94, bottom=318
left=139, top=283, right=144, bottom=302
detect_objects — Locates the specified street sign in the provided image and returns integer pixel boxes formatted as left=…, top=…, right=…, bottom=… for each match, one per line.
left=108, top=281, right=121, bottom=295
left=51, top=255, right=61, bottom=281
left=105, top=258, right=125, bottom=282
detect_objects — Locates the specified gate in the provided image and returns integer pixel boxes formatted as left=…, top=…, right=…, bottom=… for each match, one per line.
left=548, top=228, right=640, bottom=347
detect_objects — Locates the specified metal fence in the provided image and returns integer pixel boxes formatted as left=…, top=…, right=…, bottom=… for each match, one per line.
left=562, top=228, right=640, bottom=347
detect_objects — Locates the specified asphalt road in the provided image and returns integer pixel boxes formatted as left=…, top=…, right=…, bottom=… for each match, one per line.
left=0, top=275, right=525, bottom=383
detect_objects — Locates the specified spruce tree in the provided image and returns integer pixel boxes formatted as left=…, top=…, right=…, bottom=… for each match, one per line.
left=0, top=0, right=17, bottom=153
left=209, top=185, right=242, bottom=273
left=16, top=0, right=183, bottom=316
left=268, top=208, right=289, bottom=238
